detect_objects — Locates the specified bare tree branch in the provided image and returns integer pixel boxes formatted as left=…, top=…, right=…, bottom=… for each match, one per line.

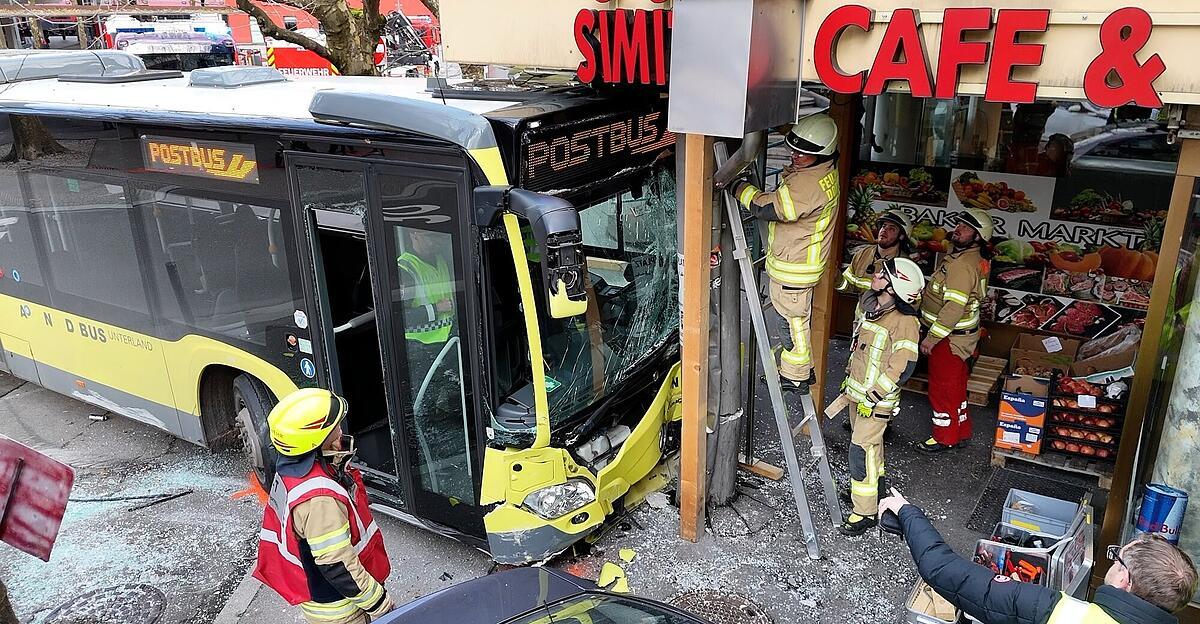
left=235, top=0, right=331, bottom=60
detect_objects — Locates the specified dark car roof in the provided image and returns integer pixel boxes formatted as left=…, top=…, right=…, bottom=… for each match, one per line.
left=378, top=568, right=595, bottom=624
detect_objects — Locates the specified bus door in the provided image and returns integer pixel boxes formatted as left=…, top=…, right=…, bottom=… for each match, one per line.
left=287, top=157, right=406, bottom=503
left=287, top=155, right=484, bottom=537
left=368, top=163, right=484, bottom=536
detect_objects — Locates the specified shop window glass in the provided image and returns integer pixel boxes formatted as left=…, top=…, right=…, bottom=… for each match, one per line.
left=136, top=188, right=300, bottom=347
left=850, top=94, right=1177, bottom=353
left=29, top=173, right=150, bottom=320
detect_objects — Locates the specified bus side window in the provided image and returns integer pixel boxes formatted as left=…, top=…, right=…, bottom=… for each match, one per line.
left=28, top=173, right=152, bottom=328
left=135, top=188, right=302, bottom=347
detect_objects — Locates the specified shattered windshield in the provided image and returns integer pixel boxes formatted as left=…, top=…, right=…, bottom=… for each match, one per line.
left=536, top=166, right=678, bottom=426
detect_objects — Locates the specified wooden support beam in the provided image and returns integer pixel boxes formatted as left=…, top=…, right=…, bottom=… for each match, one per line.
left=679, top=133, right=714, bottom=542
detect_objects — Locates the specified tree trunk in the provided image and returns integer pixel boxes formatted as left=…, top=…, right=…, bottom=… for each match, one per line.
left=0, top=578, right=18, bottom=624
left=75, top=18, right=88, bottom=49
left=4, top=115, right=67, bottom=163
left=28, top=19, right=45, bottom=49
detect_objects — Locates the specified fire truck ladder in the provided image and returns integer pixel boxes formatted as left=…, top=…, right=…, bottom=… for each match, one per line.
left=715, top=142, right=842, bottom=560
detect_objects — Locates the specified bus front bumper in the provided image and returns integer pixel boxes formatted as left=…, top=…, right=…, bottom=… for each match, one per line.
left=484, top=502, right=601, bottom=565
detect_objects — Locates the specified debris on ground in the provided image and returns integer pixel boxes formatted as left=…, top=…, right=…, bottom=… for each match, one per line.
left=646, top=492, right=670, bottom=510
left=619, top=548, right=637, bottom=563
left=598, top=562, right=630, bottom=593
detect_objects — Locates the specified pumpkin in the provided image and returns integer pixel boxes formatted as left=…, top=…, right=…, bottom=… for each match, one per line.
left=1097, top=246, right=1157, bottom=281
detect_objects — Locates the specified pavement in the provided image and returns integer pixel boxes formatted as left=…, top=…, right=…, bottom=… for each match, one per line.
left=0, top=333, right=1103, bottom=623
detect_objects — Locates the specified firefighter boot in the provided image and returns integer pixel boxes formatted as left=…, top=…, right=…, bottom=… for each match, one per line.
left=838, top=513, right=878, bottom=537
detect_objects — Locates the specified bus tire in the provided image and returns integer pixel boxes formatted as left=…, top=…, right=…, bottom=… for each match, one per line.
left=233, top=374, right=278, bottom=489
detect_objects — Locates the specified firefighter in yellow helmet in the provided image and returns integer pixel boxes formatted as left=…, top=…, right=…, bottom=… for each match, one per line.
left=838, top=207, right=912, bottom=299
left=254, top=389, right=394, bottom=623
left=827, top=257, right=924, bottom=536
left=917, top=209, right=993, bottom=453
left=734, top=113, right=841, bottom=394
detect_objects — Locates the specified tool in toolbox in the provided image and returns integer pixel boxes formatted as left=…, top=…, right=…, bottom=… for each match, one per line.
left=715, top=142, right=842, bottom=560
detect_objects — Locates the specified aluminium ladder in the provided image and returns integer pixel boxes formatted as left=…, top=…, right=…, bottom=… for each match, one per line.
left=714, top=142, right=842, bottom=560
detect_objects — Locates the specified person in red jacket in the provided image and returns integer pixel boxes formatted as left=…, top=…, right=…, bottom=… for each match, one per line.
left=254, top=389, right=394, bottom=623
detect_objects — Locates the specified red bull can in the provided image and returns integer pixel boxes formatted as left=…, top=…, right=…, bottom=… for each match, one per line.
left=1135, top=483, right=1188, bottom=545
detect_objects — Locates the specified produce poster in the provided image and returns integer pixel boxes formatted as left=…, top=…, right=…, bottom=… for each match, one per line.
left=846, top=162, right=1165, bottom=340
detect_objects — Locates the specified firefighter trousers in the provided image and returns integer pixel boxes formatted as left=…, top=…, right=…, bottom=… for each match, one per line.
left=301, top=606, right=370, bottom=624
left=849, top=406, right=888, bottom=517
left=928, top=338, right=972, bottom=446
left=768, top=280, right=814, bottom=382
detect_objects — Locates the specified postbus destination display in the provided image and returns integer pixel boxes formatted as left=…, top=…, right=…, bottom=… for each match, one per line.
left=520, top=109, right=674, bottom=193
left=141, top=135, right=261, bottom=184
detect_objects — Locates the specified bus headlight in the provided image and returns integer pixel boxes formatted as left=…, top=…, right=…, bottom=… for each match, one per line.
left=523, top=480, right=595, bottom=520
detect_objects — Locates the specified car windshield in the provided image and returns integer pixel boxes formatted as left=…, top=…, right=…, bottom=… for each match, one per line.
left=508, top=594, right=696, bottom=624
left=534, top=165, right=679, bottom=427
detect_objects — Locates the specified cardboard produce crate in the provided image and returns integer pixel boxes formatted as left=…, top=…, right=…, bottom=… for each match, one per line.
left=1009, top=334, right=1080, bottom=378
left=994, top=376, right=1049, bottom=455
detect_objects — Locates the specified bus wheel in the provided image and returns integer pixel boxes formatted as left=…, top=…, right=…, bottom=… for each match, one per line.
left=234, top=374, right=278, bottom=489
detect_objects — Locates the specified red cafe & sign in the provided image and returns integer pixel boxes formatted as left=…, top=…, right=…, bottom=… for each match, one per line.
left=814, top=6, right=1166, bottom=107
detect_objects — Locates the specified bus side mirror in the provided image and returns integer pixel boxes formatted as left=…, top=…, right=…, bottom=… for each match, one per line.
left=475, top=186, right=588, bottom=318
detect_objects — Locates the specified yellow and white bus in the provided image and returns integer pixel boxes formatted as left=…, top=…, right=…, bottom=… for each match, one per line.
left=0, top=50, right=681, bottom=564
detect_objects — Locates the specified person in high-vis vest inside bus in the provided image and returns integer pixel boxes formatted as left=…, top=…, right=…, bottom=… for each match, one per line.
left=880, top=489, right=1197, bottom=624
left=828, top=257, right=923, bottom=537
left=397, top=229, right=455, bottom=346
left=916, top=209, right=993, bottom=453
left=734, top=112, right=841, bottom=394
left=254, top=389, right=394, bottom=624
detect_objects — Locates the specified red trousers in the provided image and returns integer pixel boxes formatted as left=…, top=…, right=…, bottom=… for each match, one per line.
left=928, top=338, right=971, bottom=446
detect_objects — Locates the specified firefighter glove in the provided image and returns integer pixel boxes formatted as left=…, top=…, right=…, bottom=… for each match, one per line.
left=856, top=401, right=874, bottom=418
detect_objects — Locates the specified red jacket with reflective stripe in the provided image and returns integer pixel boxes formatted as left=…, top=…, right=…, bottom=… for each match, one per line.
left=253, top=461, right=390, bottom=605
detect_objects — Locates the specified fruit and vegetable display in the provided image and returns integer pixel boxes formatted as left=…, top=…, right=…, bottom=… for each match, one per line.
left=1051, top=426, right=1117, bottom=446
left=910, top=218, right=952, bottom=254
left=1048, top=439, right=1114, bottom=459
left=1056, top=376, right=1105, bottom=397
left=1052, top=411, right=1119, bottom=429
left=993, top=239, right=1083, bottom=269
left=952, top=171, right=1038, bottom=212
left=1052, top=189, right=1137, bottom=226
left=852, top=168, right=947, bottom=205
left=1096, top=246, right=1157, bottom=281
left=1051, top=399, right=1119, bottom=417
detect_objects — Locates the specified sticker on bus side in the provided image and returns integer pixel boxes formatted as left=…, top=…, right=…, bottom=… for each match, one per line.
left=141, top=135, right=260, bottom=184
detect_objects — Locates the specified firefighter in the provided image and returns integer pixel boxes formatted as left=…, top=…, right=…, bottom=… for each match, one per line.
left=916, top=209, right=993, bottom=453
left=734, top=112, right=841, bottom=394
left=880, top=489, right=1198, bottom=624
left=254, top=389, right=395, bottom=624
left=837, top=207, right=912, bottom=297
left=831, top=257, right=924, bottom=536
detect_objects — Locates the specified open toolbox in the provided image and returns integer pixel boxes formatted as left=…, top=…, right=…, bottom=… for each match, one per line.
left=963, top=489, right=1094, bottom=622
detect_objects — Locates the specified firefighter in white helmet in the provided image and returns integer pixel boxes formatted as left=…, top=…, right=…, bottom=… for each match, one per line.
left=916, top=208, right=994, bottom=454
left=734, top=113, right=841, bottom=394
left=827, top=257, right=924, bottom=536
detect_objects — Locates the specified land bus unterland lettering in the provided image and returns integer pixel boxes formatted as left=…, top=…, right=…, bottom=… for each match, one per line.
left=0, top=50, right=681, bottom=564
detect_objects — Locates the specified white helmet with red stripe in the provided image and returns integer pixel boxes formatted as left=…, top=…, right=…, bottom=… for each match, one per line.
left=883, top=257, right=925, bottom=305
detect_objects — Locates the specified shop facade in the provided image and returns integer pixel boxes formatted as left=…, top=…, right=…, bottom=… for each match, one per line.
left=440, top=0, right=1200, bottom=610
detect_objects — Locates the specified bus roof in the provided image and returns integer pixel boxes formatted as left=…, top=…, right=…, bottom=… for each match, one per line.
left=0, top=55, right=524, bottom=149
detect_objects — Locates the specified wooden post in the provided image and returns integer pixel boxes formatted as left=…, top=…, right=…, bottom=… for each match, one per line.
left=75, top=18, right=88, bottom=49
left=679, top=133, right=715, bottom=542
left=808, top=96, right=859, bottom=414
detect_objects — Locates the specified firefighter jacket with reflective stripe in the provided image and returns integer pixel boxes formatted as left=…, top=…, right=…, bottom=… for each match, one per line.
left=254, top=460, right=391, bottom=609
left=397, top=252, right=453, bottom=344
left=736, top=160, right=840, bottom=287
left=920, top=246, right=989, bottom=359
left=843, top=300, right=919, bottom=415
left=838, top=244, right=896, bottom=294
left=897, top=504, right=1177, bottom=624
